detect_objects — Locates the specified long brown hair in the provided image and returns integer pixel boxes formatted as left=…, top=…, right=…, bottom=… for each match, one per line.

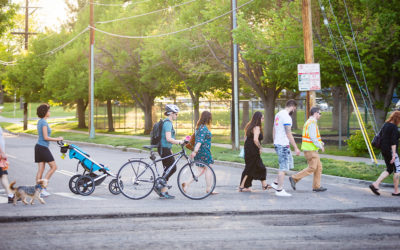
left=386, top=111, right=400, bottom=125
left=196, top=111, right=212, bottom=129
left=244, top=111, right=263, bottom=137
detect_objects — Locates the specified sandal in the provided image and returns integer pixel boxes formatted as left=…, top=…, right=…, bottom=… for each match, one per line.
left=262, top=184, right=271, bottom=190
left=369, top=184, right=380, bottom=196
left=392, top=193, right=400, bottom=196
left=238, top=187, right=251, bottom=192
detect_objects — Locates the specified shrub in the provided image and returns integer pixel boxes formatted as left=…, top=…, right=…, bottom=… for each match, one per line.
left=346, top=127, right=377, bottom=156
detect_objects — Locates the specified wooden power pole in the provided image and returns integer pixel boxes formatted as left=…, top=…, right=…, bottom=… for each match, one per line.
left=302, top=0, right=316, bottom=117
left=89, top=0, right=95, bottom=138
left=11, top=0, right=38, bottom=130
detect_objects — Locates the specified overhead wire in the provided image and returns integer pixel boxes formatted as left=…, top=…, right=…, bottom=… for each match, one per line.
left=92, top=0, right=151, bottom=6
left=326, top=0, right=377, bottom=133
left=91, top=0, right=255, bottom=39
left=342, top=0, right=377, bottom=132
left=96, top=0, right=198, bottom=24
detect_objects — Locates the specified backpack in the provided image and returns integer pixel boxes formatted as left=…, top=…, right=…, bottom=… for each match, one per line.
left=150, top=119, right=165, bottom=147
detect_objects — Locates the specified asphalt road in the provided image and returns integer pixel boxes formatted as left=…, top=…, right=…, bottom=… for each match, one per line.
left=1, top=133, right=400, bottom=249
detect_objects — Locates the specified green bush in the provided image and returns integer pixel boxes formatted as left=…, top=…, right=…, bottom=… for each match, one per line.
left=346, top=128, right=376, bottom=156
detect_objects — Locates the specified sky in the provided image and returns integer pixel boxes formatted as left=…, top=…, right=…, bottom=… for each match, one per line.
left=13, top=0, right=71, bottom=32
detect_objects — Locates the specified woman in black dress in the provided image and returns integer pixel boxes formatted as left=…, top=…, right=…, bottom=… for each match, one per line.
left=239, top=111, right=269, bottom=192
left=369, top=111, right=400, bottom=196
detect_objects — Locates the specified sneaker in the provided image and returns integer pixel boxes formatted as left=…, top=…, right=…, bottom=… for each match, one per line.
left=8, top=196, right=14, bottom=203
left=275, top=189, right=292, bottom=197
left=313, top=187, right=327, bottom=192
left=289, top=177, right=296, bottom=190
left=270, top=182, right=278, bottom=190
left=160, top=192, right=175, bottom=199
left=40, top=189, right=51, bottom=197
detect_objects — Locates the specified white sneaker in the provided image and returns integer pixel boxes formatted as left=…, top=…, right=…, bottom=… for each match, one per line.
left=270, top=182, right=278, bottom=190
left=41, top=189, right=50, bottom=197
left=275, top=189, right=292, bottom=197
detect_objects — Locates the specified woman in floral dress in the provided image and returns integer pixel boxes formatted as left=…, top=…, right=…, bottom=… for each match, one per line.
left=183, top=111, right=218, bottom=194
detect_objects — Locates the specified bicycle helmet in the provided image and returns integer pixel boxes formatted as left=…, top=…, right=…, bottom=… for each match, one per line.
left=164, top=104, right=180, bottom=115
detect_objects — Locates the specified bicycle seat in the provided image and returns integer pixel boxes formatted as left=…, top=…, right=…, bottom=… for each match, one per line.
left=142, top=145, right=158, bottom=150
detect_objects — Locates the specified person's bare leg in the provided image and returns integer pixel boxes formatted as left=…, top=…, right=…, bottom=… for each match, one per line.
left=0, top=175, right=12, bottom=195
left=277, top=171, right=285, bottom=190
left=393, top=173, right=399, bottom=194
left=44, top=161, right=57, bottom=181
left=372, top=171, right=389, bottom=189
left=36, top=162, right=45, bottom=183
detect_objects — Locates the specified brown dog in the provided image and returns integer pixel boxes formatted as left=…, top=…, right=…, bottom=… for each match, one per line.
left=9, top=179, right=48, bottom=205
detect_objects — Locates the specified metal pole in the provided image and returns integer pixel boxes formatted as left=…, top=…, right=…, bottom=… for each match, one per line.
left=302, top=0, right=316, bottom=117
left=89, top=0, right=95, bottom=138
left=231, top=0, right=239, bottom=150
left=339, top=98, right=342, bottom=149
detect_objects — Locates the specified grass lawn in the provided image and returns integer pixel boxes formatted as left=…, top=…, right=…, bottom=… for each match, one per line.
left=0, top=121, right=392, bottom=184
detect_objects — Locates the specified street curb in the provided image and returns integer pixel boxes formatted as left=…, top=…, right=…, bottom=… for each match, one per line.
left=1, top=206, right=399, bottom=223
left=9, top=131, right=394, bottom=188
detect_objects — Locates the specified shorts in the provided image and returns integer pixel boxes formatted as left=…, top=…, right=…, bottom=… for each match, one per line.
left=0, top=168, right=8, bottom=177
left=274, top=144, right=294, bottom=171
left=382, top=151, right=400, bottom=174
left=35, top=144, right=54, bottom=163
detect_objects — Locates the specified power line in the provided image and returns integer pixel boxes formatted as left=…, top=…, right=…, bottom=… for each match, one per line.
left=92, top=0, right=151, bottom=6
left=91, top=0, right=255, bottom=39
left=96, top=0, right=198, bottom=24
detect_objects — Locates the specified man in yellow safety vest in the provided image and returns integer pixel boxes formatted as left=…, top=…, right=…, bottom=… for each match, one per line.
left=289, top=107, right=327, bottom=192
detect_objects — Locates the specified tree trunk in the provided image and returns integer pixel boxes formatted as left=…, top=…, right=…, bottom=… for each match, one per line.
left=106, top=99, right=114, bottom=132
left=193, top=95, right=200, bottom=126
left=76, top=98, right=86, bottom=129
left=0, top=84, right=4, bottom=104
left=142, top=97, right=155, bottom=134
left=372, top=75, right=398, bottom=129
left=332, top=86, right=350, bottom=135
left=23, top=102, right=28, bottom=130
left=287, top=91, right=299, bottom=130
left=262, top=94, right=276, bottom=144
left=241, top=100, right=250, bottom=129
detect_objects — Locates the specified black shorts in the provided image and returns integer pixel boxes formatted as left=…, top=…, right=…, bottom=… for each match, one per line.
left=0, top=168, right=8, bottom=177
left=35, top=144, right=54, bottom=163
left=382, top=150, right=400, bottom=174
left=158, top=147, right=176, bottom=181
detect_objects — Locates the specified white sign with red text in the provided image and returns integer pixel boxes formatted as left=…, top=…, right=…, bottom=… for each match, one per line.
left=298, top=63, right=321, bottom=91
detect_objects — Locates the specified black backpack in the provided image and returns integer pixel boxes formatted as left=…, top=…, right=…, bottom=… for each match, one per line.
left=150, top=119, right=164, bottom=147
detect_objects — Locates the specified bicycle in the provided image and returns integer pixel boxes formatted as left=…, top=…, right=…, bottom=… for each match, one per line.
left=116, top=141, right=216, bottom=200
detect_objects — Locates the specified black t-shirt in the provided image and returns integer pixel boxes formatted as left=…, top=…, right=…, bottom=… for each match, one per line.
left=380, top=122, right=399, bottom=153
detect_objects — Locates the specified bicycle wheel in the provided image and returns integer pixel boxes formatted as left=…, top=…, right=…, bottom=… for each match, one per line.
left=117, top=160, right=155, bottom=200
left=177, top=161, right=216, bottom=200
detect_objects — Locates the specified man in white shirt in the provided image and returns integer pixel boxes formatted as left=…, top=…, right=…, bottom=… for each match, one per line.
left=272, top=100, right=300, bottom=197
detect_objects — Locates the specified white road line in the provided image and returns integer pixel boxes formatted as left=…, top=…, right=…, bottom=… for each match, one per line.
left=56, top=170, right=77, bottom=177
left=54, top=192, right=106, bottom=201
left=6, top=154, right=16, bottom=159
left=0, top=196, right=9, bottom=204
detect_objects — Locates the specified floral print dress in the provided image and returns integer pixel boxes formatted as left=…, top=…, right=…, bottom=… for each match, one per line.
left=194, top=125, right=214, bottom=165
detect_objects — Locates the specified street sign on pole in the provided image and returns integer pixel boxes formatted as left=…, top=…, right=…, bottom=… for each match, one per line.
left=298, top=63, right=321, bottom=91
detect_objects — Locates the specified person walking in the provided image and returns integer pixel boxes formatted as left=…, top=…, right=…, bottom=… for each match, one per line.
left=0, top=119, right=15, bottom=203
left=369, top=111, right=400, bottom=196
left=156, top=104, right=184, bottom=199
left=183, top=111, right=218, bottom=194
left=239, top=111, right=269, bottom=192
left=288, top=107, right=327, bottom=192
left=35, top=104, right=63, bottom=197
left=271, top=99, right=300, bottom=197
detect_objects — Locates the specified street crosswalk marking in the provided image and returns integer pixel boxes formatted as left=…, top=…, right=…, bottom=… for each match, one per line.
left=56, top=169, right=77, bottom=177
left=0, top=196, right=8, bottom=204
left=54, top=192, right=106, bottom=201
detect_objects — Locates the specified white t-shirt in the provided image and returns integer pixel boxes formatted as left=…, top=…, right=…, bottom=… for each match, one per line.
left=273, top=109, right=292, bottom=146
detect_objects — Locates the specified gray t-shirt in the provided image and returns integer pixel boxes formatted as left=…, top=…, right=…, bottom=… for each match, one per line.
left=37, top=118, right=51, bottom=147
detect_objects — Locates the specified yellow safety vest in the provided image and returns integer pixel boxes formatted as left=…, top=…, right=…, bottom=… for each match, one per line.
left=301, top=118, right=322, bottom=151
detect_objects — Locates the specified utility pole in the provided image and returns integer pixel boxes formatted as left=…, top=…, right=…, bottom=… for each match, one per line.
left=89, top=0, right=95, bottom=138
left=302, top=0, right=316, bottom=117
left=230, top=0, right=239, bottom=150
left=11, top=0, right=38, bottom=130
